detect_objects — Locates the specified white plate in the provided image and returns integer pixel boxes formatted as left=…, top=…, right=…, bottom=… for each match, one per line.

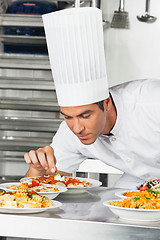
left=20, top=177, right=38, bottom=183
left=20, top=177, right=102, bottom=194
left=115, top=190, right=139, bottom=199
left=0, top=182, right=67, bottom=199
left=0, top=200, right=62, bottom=214
left=103, top=200, right=160, bottom=221
left=65, top=178, right=102, bottom=194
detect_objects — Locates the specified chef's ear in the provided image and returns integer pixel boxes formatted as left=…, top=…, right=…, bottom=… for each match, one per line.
left=104, top=97, right=112, bottom=111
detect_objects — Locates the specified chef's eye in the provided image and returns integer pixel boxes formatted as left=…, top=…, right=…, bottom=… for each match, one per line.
left=64, top=116, right=72, bottom=120
left=82, top=114, right=90, bottom=119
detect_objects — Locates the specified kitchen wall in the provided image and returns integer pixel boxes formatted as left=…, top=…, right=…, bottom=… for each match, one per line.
left=101, top=0, right=160, bottom=87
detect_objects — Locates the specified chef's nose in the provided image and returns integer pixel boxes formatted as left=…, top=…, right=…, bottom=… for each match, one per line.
left=73, top=118, right=84, bottom=134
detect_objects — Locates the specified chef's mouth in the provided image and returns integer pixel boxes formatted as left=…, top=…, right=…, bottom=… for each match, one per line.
left=77, top=134, right=90, bottom=140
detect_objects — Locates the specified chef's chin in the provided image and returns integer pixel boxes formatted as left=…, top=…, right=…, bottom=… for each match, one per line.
left=79, top=138, right=96, bottom=145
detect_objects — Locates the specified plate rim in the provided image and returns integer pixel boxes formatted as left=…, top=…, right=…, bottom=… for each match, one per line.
left=115, top=189, right=139, bottom=199
left=103, top=199, right=160, bottom=212
left=0, top=182, right=67, bottom=194
left=0, top=200, right=62, bottom=213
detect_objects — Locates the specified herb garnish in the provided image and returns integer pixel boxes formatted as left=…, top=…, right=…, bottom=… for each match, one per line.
left=134, top=197, right=140, bottom=200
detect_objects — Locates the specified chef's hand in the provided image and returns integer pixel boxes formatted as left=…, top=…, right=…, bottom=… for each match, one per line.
left=24, top=145, right=57, bottom=177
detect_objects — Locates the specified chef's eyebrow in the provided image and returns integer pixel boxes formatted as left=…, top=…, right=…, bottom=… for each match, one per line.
left=60, top=110, right=94, bottom=118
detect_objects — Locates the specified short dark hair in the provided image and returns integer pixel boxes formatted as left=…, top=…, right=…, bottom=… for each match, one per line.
left=95, top=92, right=113, bottom=111
left=95, top=100, right=104, bottom=111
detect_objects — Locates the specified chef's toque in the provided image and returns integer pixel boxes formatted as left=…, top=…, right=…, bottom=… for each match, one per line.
left=42, top=7, right=109, bottom=107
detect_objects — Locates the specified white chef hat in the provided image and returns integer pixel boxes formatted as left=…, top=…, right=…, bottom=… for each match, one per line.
left=42, top=7, right=109, bottom=107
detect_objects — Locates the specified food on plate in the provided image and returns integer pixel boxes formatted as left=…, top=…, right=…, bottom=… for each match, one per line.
left=8, top=182, right=59, bottom=193
left=123, top=189, right=160, bottom=199
left=137, top=178, right=160, bottom=191
left=24, top=175, right=90, bottom=188
left=110, top=190, right=160, bottom=209
left=0, top=191, right=52, bottom=208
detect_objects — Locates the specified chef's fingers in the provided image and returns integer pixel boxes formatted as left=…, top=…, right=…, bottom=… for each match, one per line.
left=24, top=152, right=32, bottom=164
left=28, top=150, right=42, bottom=168
left=24, top=150, right=44, bottom=171
left=24, top=146, right=56, bottom=173
left=36, top=148, right=49, bottom=171
left=44, top=146, right=57, bottom=173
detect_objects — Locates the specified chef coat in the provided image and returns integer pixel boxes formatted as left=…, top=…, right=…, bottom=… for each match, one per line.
left=51, top=79, right=160, bottom=189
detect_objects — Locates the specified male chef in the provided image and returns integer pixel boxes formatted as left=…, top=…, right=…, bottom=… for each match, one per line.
left=24, top=7, right=160, bottom=189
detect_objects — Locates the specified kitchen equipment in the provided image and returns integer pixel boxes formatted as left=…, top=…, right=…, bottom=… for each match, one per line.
left=75, top=0, right=109, bottom=29
left=137, top=0, right=157, bottom=23
left=75, top=0, right=96, bottom=7
left=103, top=19, right=110, bottom=30
left=111, top=0, right=129, bottom=29
left=6, top=0, right=57, bottom=15
left=0, top=0, right=8, bottom=14
left=4, top=0, right=58, bottom=54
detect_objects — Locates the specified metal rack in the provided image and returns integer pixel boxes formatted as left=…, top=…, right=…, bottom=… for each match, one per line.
left=0, top=13, right=62, bottom=178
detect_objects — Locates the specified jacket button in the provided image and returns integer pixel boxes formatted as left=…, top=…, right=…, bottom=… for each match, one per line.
left=110, top=137, right=116, bottom=142
left=126, top=159, right=131, bottom=163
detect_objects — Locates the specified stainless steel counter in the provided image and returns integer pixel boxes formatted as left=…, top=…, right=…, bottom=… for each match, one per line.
left=0, top=187, right=160, bottom=240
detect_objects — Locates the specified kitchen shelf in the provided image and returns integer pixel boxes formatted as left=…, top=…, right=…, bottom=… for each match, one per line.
left=0, top=11, right=63, bottom=177
left=0, top=156, right=25, bottom=162
left=0, top=175, right=23, bottom=183
left=0, top=97, right=59, bottom=112
left=0, top=14, right=43, bottom=27
left=0, top=76, right=55, bottom=90
left=0, top=116, right=62, bottom=132
left=0, top=136, right=52, bottom=152
left=0, top=34, right=46, bottom=44
left=0, top=53, right=50, bottom=69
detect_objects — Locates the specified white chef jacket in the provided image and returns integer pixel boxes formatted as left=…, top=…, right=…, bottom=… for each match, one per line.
left=51, top=79, right=160, bottom=188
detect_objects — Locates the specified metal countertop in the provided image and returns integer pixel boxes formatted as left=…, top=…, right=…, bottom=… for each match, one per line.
left=0, top=187, right=160, bottom=240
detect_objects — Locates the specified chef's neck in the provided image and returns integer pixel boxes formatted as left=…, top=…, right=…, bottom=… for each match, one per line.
left=104, top=93, right=117, bottom=135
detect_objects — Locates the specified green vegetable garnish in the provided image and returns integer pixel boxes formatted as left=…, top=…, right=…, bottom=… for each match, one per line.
left=144, top=196, right=151, bottom=200
left=146, top=189, right=159, bottom=194
left=134, top=197, right=140, bottom=200
left=55, top=171, right=64, bottom=177
left=146, top=188, right=152, bottom=192
left=153, top=190, right=159, bottom=195
left=55, top=171, right=61, bottom=176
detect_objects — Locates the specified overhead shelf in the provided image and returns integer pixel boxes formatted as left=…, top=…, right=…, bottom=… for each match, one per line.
left=0, top=136, right=52, bottom=151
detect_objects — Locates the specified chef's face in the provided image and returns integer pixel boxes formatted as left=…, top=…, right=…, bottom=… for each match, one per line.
left=60, top=98, right=115, bottom=145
